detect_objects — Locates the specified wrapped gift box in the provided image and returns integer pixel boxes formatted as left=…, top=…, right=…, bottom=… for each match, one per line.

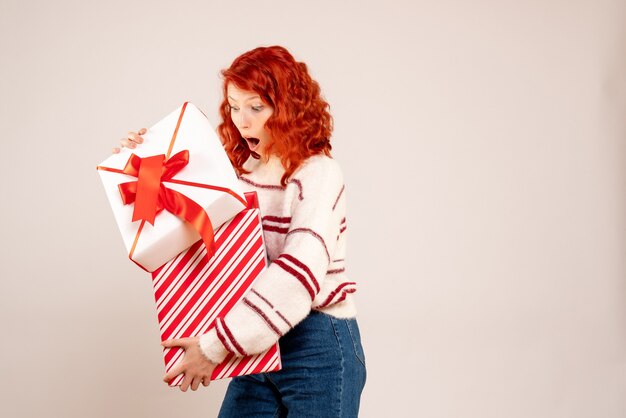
left=97, top=102, right=246, bottom=272
left=153, top=192, right=282, bottom=385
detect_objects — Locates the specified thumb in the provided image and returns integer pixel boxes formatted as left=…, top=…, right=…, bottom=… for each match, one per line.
left=161, top=338, right=188, bottom=348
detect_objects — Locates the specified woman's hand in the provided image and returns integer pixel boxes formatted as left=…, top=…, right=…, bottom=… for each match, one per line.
left=112, top=128, right=147, bottom=153
left=162, top=336, right=219, bottom=392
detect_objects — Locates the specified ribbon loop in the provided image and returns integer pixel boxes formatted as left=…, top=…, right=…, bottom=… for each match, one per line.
left=116, top=151, right=217, bottom=259
left=161, top=150, right=190, bottom=181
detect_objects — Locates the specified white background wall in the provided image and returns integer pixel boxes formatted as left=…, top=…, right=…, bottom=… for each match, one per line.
left=1, top=0, right=624, bottom=417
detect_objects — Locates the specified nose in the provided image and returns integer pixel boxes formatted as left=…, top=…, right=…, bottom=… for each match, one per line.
left=237, top=109, right=250, bottom=129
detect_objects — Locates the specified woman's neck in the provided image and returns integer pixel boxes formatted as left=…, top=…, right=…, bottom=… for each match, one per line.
left=243, top=153, right=285, bottom=183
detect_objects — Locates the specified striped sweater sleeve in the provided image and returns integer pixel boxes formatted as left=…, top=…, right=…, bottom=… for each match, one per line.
left=198, top=157, right=345, bottom=363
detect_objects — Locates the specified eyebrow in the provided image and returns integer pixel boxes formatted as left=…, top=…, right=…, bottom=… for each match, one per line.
left=228, top=95, right=261, bottom=103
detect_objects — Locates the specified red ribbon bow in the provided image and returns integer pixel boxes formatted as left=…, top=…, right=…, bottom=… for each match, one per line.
left=118, top=150, right=216, bottom=258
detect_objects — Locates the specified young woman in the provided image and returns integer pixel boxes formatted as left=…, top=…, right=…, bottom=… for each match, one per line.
left=115, top=45, right=366, bottom=417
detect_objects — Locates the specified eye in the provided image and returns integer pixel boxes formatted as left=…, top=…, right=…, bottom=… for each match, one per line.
left=251, top=105, right=264, bottom=112
left=229, top=105, right=239, bottom=112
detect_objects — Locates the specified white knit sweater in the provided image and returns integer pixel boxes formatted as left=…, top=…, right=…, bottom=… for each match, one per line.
left=199, top=153, right=358, bottom=364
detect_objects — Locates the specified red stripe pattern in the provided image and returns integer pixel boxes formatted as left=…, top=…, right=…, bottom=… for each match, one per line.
left=261, top=215, right=291, bottom=234
left=251, top=288, right=274, bottom=308
left=272, top=253, right=319, bottom=301
left=151, top=196, right=281, bottom=386
left=273, top=258, right=316, bottom=300
left=238, top=177, right=303, bottom=201
left=262, top=216, right=292, bottom=223
left=245, top=288, right=293, bottom=330
left=238, top=159, right=358, bottom=323
left=340, top=217, right=347, bottom=233
left=217, top=319, right=248, bottom=356
left=287, top=178, right=304, bottom=200
left=215, top=323, right=237, bottom=354
left=243, top=298, right=283, bottom=337
left=263, top=225, right=289, bottom=234
left=332, top=185, right=345, bottom=210
left=315, top=282, right=358, bottom=309
left=276, top=311, right=293, bottom=328
left=281, top=253, right=320, bottom=293
left=238, top=176, right=284, bottom=191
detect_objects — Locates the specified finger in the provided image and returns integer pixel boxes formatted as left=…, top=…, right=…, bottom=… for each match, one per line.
left=180, top=373, right=191, bottom=392
left=191, top=376, right=201, bottom=391
left=112, top=147, right=121, bottom=154
left=120, top=138, right=137, bottom=149
left=163, top=364, right=185, bottom=383
left=202, top=377, right=210, bottom=387
left=127, top=131, right=144, bottom=144
left=138, top=127, right=147, bottom=135
left=162, top=338, right=189, bottom=349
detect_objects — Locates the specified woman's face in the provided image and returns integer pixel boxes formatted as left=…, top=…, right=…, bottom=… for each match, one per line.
left=227, top=83, right=274, bottom=157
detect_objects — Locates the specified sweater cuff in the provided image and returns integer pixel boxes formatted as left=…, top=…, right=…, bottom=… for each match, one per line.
left=199, top=328, right=230, bottom=364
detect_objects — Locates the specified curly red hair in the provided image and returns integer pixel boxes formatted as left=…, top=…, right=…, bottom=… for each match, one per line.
left=217, top=45, right=333, bottom=186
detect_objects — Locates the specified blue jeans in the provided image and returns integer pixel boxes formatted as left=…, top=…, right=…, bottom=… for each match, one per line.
left=218, top=310, right=367, bottom=417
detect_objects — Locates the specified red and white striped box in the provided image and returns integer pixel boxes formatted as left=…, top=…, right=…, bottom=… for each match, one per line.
left=151, top=191, right=282, bottom=385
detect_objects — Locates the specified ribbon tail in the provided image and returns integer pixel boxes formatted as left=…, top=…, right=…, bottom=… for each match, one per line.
left=133, top=155, right=165, bottom=225
left=162, top=188, right=217, bottom=259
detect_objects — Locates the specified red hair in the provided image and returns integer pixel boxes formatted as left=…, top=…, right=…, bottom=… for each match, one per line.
left=217, top=45, right=333, bottom=186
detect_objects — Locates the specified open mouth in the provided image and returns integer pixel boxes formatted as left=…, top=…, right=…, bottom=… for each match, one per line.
left=243, top=136, right=260, bottom=150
